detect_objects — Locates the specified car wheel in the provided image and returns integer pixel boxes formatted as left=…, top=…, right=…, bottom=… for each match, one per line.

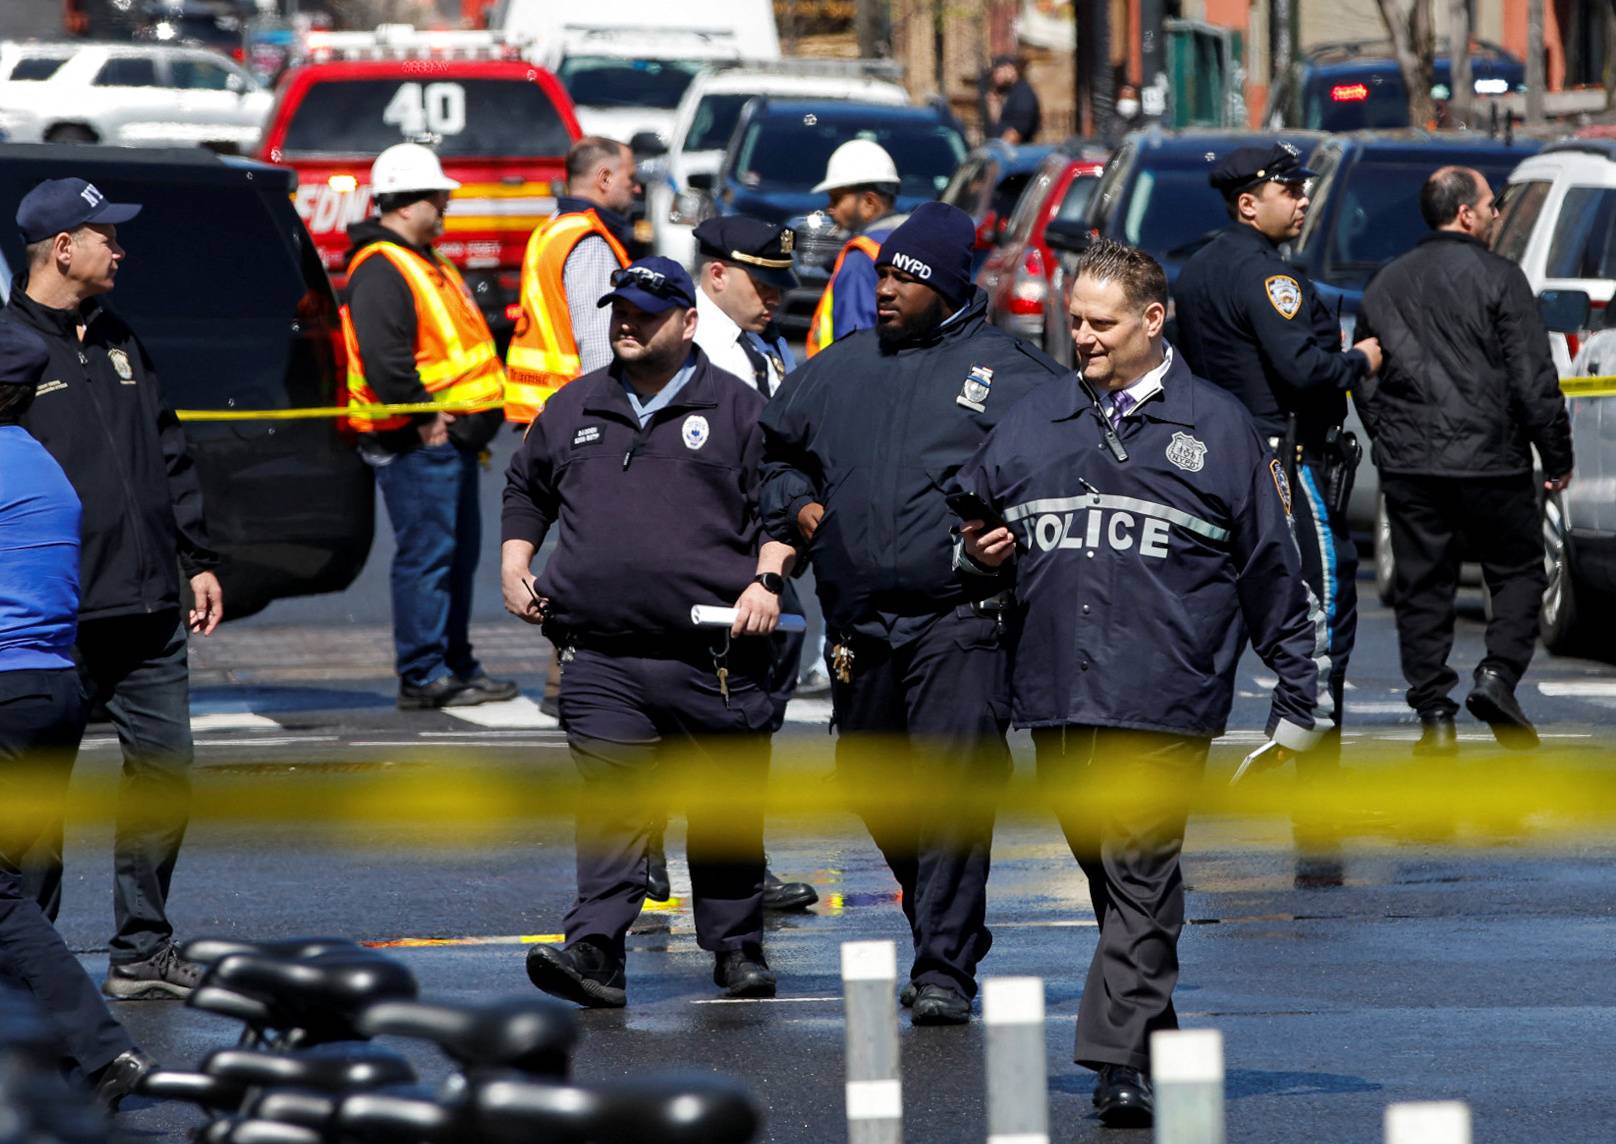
left=1540, top=494, right=1590, bottom=656
left=45, top=123, right=97, bottom=144
left=1373, top=492, right=1396, bottom=606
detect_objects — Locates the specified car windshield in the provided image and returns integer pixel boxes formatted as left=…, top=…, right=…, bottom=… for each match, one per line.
left=1118, top=163, right=1230, bottom=259
left=734, top=117, right=967, bottom=199
left=684, top=92, right=750, bottom=152
left=279, top=78, right=572, bottom=158
left=558, top=56, right=701, bottom=110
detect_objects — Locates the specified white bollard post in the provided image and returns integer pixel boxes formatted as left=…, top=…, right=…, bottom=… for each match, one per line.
left=1150, top=1028, right=1225, bottom=1144
left=1385, top=1101, right=1471, bottom=1144
left=842, top=940, right=902, bottom=1144
left=983, top=976, right=1048, bottom=1144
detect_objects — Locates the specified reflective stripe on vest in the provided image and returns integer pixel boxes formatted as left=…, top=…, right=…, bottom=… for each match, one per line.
left=805, top=234, right=883, bottom=358
left=505, top=210, right=630, bottom=424
left=341, top=241, right=506, bottom=432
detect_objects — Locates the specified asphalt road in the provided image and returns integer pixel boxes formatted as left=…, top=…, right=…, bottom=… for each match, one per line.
left=45, top=589, right=1616, bottom=1142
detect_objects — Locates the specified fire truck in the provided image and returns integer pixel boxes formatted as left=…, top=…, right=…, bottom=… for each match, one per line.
left=256, top=25, right=580, bottom=335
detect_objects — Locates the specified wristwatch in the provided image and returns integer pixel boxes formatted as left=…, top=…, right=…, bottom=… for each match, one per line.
left=752, top=572, right=784, bottom=595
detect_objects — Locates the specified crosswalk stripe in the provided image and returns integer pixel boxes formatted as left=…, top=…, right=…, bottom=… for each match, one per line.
left=441, top=695, right=559, bottom=729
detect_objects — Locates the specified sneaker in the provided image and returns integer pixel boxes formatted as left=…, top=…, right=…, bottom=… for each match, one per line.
left=910, top=983, right=970, bottom=1026
left=713, top=944, right=776, bottom=999
left=796, top=664, right=832, bottom=696
left=103, top=943, right=202, bottom=1001
left=90, top=1047, right=156, bottom=1111
left=763, top=869, right=818, bottom=912
left=397, top=676, right=476, bottom=710
left=450, top=674, right=520, bottom=703
left=526, top=940, right=626, bottom=1009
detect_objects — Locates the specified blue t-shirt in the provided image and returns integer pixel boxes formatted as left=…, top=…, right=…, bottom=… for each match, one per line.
left=0, top=424, right=82, bottom=671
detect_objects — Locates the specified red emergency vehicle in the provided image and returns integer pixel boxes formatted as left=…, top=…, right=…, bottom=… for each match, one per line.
left=256, top=27, right=580, bottom=335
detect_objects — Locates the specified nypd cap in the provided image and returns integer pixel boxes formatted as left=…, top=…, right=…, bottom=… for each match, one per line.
left=693, top=217, right=799, bottom=290
left=1209, top=142, right=1317, bottom=198
left=17, top=177, right=141, bottom=244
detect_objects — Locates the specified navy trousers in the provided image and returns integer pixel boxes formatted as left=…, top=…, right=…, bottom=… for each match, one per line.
left=830, top=608, right=1011, bottom=999
left=0, top=667, right=133, bottom=1074
left=558, top=642, right=772, bottom=959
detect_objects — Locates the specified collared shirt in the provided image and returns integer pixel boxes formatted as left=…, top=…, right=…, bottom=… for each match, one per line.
left=693, top=288, right=792, bottom=397
left=621, top=353, right=698, bottom=427
left=1101, top=344, right=1174, bottom=423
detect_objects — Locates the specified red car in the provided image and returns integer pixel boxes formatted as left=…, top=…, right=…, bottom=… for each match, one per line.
left=258, top=39, right=580, bottom=334
left=979, top=149, right=1106, bottom=358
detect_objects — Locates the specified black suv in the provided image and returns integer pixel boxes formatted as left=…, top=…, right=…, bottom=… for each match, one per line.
left=0, top=144, right=373, bottom=620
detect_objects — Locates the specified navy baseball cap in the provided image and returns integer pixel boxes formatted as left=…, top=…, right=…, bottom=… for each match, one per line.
left=0, top=319, right=49, bottom=388
left=1209, top=143, right=1317, bottom=198
left=597, top=256, right=698, bottom=314
left=16, top=177, right=141, bottom=244
left=693, top=216, right=798, bottom=290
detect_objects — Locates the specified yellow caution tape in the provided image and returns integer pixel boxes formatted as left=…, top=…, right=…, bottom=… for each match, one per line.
left=174, top=399, right=499, bottom=423
left=1560, top=375, right=1616, bottom=398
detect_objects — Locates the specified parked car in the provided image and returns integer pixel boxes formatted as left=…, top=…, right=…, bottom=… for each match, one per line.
left=1491, top=138, right=1616, bottom=654
left=1266, top=40, right=1525, bottom=132
left=258, top=28, right=579, bottom=336
left=0, top=40, right=271, bottom=151
left=978, top=145, right=1107, bottom=359
left=0, top=143, right=372, bottom=620
left=645, top=60, right=908, bottom=268
left=711, top=97, right=967, bottom=333
left=938, top=140, right=1057, bottom=277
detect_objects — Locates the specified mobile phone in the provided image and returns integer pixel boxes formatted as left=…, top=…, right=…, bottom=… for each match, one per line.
left=945, top=490, right=1008, bottom=533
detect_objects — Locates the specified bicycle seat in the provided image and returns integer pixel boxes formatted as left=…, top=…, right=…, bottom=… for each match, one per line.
left=184, top=937, right=366, bottom=966
left=199, top=1119, right=324, bottom=1144
left=188, top=985, right=274, bottom=1028
left=472, top=1072, right=760, bottom=1144
left=137, top=1069, right=248, bottom=1111
left=205, top=953, right=416, bottom=1039
left=336, top=1091, right=459, bottom=1144
left=358, top=997, right=577, bottom=1076
left=202, top=1046, right=416, bottom=1093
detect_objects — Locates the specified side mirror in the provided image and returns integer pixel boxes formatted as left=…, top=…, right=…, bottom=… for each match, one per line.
left=629, top=131, right=667, bottom=158
left=686, top=171, right=715, bottom=192
left=1539, top=289, right=1591, bottom=334
left=1043, top=217, right=1093, bottom=255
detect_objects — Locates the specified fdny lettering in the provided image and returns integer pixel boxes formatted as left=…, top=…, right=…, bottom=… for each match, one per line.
left=889, top=252, right=933, bottom=280
left=1025, top=509, right=1172, bottom=559
left=293, top=183, right=376, bottom=238
left=572, top=425, right=602, bottom=447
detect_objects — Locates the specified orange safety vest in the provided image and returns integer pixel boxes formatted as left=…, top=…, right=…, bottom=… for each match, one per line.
left=805, top=234, right=883, bottom=358
left=505, top=209, right=630, bottom=424
left=340, top=241, right=506, bottom=433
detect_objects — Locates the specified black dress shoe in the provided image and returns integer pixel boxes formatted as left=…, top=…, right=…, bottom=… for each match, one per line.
left=1466, top=668, right=1539, bottom=749
left=899, top=982, right=917, bottom=1008
left=450, top=673, right=520, bottom=703
left=646, top=831, right=671, bottom=902
left=763, top=870, right=818, bottom=911
left=1412, top=711, right=1459, bottom=757
left=910, top=983, right=970, bottom=1026
left=1092, top=1064, right=1153, bottom=1127
left=713, top=945, right=776, bottom=999
left=525, top=940, right=626, bottom=1008
left=91, top=1047, right=156, bottom=1111
left=397, top=676, right=475, bottom=710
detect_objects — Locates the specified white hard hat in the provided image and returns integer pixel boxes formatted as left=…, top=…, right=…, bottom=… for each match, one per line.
left=812, top=139, right=900, bottom=194
left=371, top=143, right=460, bottom=195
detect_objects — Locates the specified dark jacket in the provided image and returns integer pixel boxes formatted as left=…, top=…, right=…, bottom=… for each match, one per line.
left=758, top=289, right=1064, bottom=640
left=1356, top=230, right=1572, bottom=478
left=500, top=348, right=767, bottom=639
left=5, top=279, right=218, bottom=623
left=953, top=352, right=1326, bottom=742
left=342, top=219, right=501, bottom=454
left=1174, top=223, right=1369, bottom=445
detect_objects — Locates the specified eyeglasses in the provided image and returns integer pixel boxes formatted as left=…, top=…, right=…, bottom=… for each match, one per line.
left=611, top=265, right=676, bottom=296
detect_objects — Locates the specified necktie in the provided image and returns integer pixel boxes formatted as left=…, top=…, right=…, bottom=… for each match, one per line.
left=735, top=331, right=772, bottom=396
left=1108, top=390, right=1135, bottom=430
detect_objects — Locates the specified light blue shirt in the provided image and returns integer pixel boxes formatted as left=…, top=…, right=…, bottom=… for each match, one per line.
left=621, top=354, right=698, bottom=427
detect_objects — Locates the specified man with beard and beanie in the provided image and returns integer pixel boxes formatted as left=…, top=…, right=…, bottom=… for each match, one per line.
left=759, top=201, right=1064, bottom=1024
left=341, top=142, right=517, bottom=711
left=502, top=256, right=796, bottom=1007
left=1173, top=142, right=1383, bottom=885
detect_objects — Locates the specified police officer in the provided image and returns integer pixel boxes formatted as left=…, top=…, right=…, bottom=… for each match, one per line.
left=341, top=143, right=516, bottom=711
left=760, top=201, right=1065, bottom=1024
left=804, top=139, right=903, bottom=357
left=1173, top=142, right=1382, bottom=878
left=957, top=240, right=1328, bottom=1126
left=691, top=216, right=797, bottom=397
left=502, top=257, right=795, bottom=1007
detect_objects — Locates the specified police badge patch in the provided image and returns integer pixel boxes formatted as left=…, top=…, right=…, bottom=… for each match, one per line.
left=1165, top=431, right=1207, bottom=472
left=1268, top=457, right=1293, bottom=515
left=1264, top=275, right=1302, bottom=320
left=956, top=364, right=994, bottom=412
left=108, top=348, right=135, bottom=382
left=681, top=414, right=710, bottom=451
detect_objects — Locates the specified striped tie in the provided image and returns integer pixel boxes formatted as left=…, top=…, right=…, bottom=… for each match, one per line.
left=1108, top=390, right=1135, bottom=430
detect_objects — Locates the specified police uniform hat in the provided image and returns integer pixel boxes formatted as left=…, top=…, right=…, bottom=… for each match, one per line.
left=693, top=217, right=798, bottom=290
left=1209, top=142, right=1317, bottom=199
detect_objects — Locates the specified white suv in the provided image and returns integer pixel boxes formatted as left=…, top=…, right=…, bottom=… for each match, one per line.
left=644, top=61, right=908, bottom=268
left=0, top=41, right=272, bottom=152
left=1491, top=138, right=1616, bottom=653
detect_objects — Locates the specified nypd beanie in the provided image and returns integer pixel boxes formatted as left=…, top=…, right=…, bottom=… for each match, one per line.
left=874, top=200, right=976, bottom=308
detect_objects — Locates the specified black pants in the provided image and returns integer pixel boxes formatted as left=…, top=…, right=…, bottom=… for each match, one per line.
left=558, top=643, right=771, bottom=959
left=25, top=612, right=193, bottom=965
left=1382, top=472, right=1545, bottom=716
left=830, top=609, right=1011, bottom=999
left=1033, top=725, right=1206, bottom=1073
left=0, top=667, right=134, bottom=1075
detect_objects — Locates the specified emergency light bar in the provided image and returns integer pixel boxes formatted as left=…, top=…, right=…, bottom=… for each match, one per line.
left=298, top=24, right=531, bottom=65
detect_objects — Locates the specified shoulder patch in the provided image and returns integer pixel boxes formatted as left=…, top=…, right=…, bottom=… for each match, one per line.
left=1268, top=457, right=1293, bottom=516
left=1264, top=275, right=1302, bottom=320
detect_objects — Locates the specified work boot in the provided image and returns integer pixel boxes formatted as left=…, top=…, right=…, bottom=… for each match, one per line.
left=1093, top=1064, right=1153, bottom=1127
left=910, top=983, right=970, bottom=1026
left=90, top=1048, right=156, bottom=1112
left=1465, top=668, right=1539, bottom=749
left=1412, top=710, right=1458, bottom=757
left=102, top=942, right=202, bottom=1001
left=713, top=944, right=776, bottom=999
left=450, top=673, right=520, bottom=703
left=397, top=676, right=475, bottom=710
left=526, top=940, right=626, bottom=1009
left=763, top=869, right=818, bottom=912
